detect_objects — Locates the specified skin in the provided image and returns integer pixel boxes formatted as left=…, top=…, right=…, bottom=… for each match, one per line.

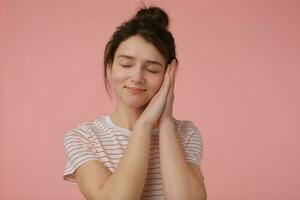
left=106, top=34, right=207, bottom=199
left=107, top=34, right=176, bottom=131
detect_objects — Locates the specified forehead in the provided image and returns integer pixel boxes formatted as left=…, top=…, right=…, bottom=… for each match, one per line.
left=114, top=35, right=166, bottom=67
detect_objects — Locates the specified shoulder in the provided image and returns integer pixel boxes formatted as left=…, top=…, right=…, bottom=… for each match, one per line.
left=174, top=118, right=201, bottom=135
left=63, top=115, right=107, bottom=142
left=172, top=118, right=204, bottom=145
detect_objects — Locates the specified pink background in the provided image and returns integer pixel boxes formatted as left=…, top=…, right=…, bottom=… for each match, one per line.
left=1, top=0, right=299, bottom=199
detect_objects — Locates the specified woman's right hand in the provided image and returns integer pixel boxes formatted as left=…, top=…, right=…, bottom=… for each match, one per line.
left=137, top=63, right=172, bottom=127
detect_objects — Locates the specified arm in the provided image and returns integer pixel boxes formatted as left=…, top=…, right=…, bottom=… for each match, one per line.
left=159, top=120, right=207, bottom=200
left=74, top=61, right=174, bottom=200
left=75, top=120, right=152, bottom=200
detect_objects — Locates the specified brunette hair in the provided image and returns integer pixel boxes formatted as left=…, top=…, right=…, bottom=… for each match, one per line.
left=103, top=5, right=178, bottom=99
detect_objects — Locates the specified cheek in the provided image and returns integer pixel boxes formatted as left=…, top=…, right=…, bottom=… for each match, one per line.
left=111, top=70, right=126, bottom=87
left=149, top=75, right=165, bottom=94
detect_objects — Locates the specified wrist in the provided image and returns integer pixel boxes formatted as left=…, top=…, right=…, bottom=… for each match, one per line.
left=159, top=117, right=175, bottom=128
left=135, top=118, right=153, bottom=130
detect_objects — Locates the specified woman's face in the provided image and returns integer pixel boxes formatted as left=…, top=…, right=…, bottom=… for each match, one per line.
left=109, top=34, right=167, bottom=108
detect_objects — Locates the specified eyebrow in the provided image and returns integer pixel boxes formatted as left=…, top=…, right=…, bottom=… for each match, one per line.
left=118, top=54, right=164, bottom=68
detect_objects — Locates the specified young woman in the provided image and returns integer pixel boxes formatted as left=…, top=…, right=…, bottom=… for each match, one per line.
left=63, top=6, right=207, bottom=200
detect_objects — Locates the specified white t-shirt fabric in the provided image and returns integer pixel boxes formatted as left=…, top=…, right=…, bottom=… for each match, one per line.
left=63, top=115, right=203, bottom=200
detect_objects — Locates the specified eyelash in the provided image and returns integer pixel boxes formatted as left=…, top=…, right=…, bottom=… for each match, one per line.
left=120, top=65, right=158, bottom=74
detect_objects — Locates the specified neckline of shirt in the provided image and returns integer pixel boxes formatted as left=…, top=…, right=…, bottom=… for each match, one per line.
left=103, top=115, right=159, bottom=135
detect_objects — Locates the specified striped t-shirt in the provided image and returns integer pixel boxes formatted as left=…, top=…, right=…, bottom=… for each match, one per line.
left=63, top=115, right=203, bottom=200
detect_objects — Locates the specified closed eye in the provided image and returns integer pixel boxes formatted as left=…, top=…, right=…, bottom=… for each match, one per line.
left=121, top=65, right=159, bottom=74
left=147, top=70, right=158, bottom=74
left=121, top=64, right=131, bottom=68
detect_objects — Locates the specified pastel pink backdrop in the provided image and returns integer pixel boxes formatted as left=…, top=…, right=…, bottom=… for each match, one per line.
left=1, top=0, right=299, bottom=199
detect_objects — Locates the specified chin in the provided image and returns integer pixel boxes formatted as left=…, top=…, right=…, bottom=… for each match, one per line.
left=124, top=99, right=148, bottom=108
left=122, top=95, right=151, bottom=108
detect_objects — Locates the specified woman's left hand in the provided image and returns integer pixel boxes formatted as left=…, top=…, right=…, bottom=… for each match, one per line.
left=158, top=58, right=178, bottom=126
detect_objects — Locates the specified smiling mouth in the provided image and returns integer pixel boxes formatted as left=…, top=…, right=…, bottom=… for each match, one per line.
left=125, top=86, right=146, bottom=90
left=125, top=86, right=146, bottom=94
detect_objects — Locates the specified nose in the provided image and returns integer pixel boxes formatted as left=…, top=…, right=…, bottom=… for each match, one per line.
left=130, top=67, right=145, bottom=84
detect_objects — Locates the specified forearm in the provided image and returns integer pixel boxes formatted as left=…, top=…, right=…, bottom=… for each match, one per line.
left=159, top=120, right=205, bottom=200
left=101, top=121, right=152, bottom=200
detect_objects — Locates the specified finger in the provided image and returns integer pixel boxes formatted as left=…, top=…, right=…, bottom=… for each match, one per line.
left=166, top=63, right=171, bottom=77
left=156, top=70, right=170, bottom=97
left=174, top=61, right=178, bottom=79
left=170, top=61, right=177, bottom=100
left=171, top=67, right=176, bottom=87
left=172, top=60, right=178, bottom=86
left=164, top=65, right=175, bottom=111
left=157, top=61, right=173, bottom=98
left=169, top=61, right=176, bottom=89
left=170, top=72, right=175, bottom=99
left=164, top=65, right=173, bottom=102
left=169, top=64, right=173, bottom=88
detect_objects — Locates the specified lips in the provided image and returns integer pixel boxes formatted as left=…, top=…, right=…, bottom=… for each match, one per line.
left=125, top=86, right=146, bottom=91
left=125, top=86, right=146, bottom=94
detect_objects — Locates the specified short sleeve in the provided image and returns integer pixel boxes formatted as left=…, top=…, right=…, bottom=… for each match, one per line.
left=62, top=124, right=99, bottom=183
left=181, top=121, right=204, bottom=166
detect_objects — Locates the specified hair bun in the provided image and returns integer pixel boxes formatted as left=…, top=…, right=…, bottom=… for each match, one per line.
left=134, top=6, right=169, bottom=28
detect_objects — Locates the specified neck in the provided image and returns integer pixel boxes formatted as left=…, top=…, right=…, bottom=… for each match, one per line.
left=110, top=100, right=158, bottom=132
